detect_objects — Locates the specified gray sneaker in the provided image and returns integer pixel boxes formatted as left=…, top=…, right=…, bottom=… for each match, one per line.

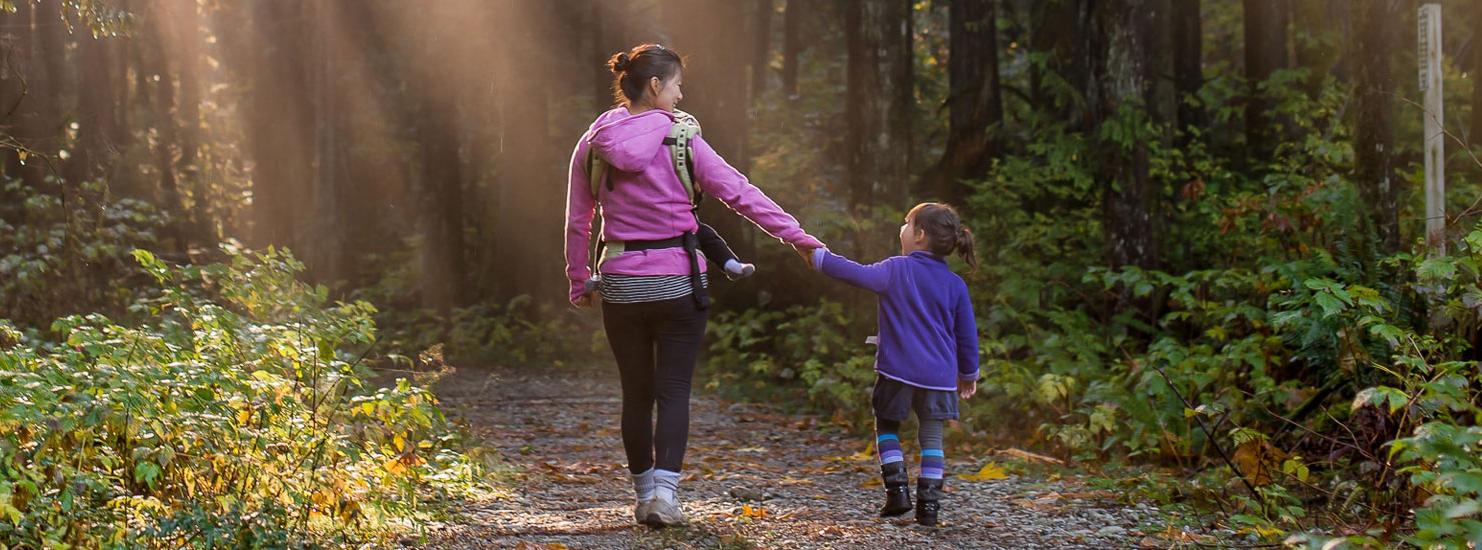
left=633, top=499, right=654, bottom=524
left=641, top=497, right=686, bottom=527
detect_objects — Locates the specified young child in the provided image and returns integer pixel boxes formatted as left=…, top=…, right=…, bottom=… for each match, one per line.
left=809, top=202, right=980, bottom=527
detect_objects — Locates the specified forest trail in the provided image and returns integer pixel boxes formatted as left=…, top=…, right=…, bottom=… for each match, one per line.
left=421, top=365, right=1195, bottom=549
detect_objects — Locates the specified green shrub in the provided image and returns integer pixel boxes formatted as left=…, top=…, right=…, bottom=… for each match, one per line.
left=0, top=246, right=485, bottom=547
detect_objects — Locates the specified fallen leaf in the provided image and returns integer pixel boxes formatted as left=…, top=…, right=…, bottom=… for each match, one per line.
left=738, top=504, right=768, bottom=519
left=959, top=462, right=1008, bottom=482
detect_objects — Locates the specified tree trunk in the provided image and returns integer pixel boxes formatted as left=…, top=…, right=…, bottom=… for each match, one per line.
left=1030, top=0, right=1091, bottom=126
left=1243, top=0, right=1289, bottom=163
left=0, top=2, right=32, bottom=181
left=931, top=0, right=1002, bottom=204
left=307, top=0, right=344, bottom=281
left=1292, top=0, right=1348, bottom=94
left=1472, top=3, right=1482, bottom=144
left=465, top=1, right=504, bottom=302
left=782, top=0, right=803, bottom=97
left=1352, top=0, right=1401, bottom=253
left=1171, top=0, right=1202, bottom=144
left=897, top=0, right=915, bottom=180
left=752, top=0, right=773, bottom=99
left=845, top=0, right=912, bottom=210
left=170, top=0, right=212, bottom=246
left=69, top=34, right=118, bottom=185
left=245, top=0, right=314, bottom=251
left=0, top=2, right=32, bottom=217
left=142, top=1, right=187, bottom=255
left=1089, top=0, right=1165, bottom=270
left=414, top=4, right=468, bottom=311
left=591, top=0, right=631, bottom=110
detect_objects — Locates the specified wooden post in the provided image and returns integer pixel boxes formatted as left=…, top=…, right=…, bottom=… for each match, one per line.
left=1420, top=3, right=1445, bottom=255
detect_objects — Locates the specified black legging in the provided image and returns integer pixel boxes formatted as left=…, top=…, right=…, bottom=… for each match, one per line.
left=602, top=296, right=708, bottom=474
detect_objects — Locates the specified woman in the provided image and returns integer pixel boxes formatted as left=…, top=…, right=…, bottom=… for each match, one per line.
left=563, top=43, right=823, bottom=527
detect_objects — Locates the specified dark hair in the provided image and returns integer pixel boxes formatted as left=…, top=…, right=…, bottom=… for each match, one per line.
left=608, top=43, right=684, bottom=107
left=908, top=203, right=977, bottom=272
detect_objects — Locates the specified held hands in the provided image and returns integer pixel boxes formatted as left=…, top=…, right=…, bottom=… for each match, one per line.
left=958, top=378, right=977, bottom=400
left=794, top=245, right=819, bottom=270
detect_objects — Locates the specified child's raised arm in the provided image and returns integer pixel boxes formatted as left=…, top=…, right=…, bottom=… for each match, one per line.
left=811, top=248, right=894, bottom=294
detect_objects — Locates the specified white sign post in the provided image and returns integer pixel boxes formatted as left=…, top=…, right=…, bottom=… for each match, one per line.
left=1420, top=3, right=1445, bottom=255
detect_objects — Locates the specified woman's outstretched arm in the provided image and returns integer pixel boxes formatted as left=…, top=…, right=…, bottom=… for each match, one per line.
left=690, top=135, right=824, bottom=250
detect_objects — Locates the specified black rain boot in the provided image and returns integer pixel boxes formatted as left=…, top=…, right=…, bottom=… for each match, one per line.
left=879, top=462, right=913, bottom=517
left=915, top=477, right=943, bottom=526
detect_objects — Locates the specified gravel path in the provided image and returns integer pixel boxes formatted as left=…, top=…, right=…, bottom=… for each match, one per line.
left=421, top=365, right=1220, bottom=549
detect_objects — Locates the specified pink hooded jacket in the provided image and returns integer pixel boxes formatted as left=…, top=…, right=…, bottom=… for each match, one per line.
left=564, top=107, right=824, bottom=304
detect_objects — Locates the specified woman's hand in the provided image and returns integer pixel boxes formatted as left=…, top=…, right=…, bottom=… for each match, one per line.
left=958, top=379, right=977, bottom=400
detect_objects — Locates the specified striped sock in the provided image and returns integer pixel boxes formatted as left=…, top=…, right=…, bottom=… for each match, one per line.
left=876, top=418, right=904, bottom=465
left=920, top=448, right=945, bottom=479
left=920, top=418, right=945, bottom=479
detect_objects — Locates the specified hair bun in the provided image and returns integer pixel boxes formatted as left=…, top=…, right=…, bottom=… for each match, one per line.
left=609, top=52, right=631, bottom=74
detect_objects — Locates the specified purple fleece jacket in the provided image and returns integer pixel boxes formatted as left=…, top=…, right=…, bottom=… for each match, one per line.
left=564, top=107, right=824, bottom=304
left=813, top=249, right=980, bottom=391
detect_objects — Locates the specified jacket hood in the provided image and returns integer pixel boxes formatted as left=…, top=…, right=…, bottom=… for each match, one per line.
left=586, top=107, right=675, bottom=173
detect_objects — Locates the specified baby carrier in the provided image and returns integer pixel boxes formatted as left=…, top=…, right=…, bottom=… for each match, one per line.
left=585, top=109, right=710, bottom=309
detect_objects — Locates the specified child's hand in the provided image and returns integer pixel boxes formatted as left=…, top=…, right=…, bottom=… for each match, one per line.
left=572, top=292, right=597, bottom=308
left=794, top=245, right=818, bottom=270
left=958, top=379, right=977, bottom=400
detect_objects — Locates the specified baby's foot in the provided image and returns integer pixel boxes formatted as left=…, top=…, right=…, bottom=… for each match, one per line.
left=723, top=259, right=756, bottom=280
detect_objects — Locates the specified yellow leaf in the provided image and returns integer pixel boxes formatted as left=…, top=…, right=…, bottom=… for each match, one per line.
left=959, top=462, right=1008, bottom=482
left=393, top=434, right=406, bottom=452
left=383, top=458, right=406, bottom=475
left=236, top=408, right=251, bottom=425
left=740, top=504, right=768, bottom=518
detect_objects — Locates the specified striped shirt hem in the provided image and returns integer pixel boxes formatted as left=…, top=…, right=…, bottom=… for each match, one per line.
left=601, top=273, right=708, bottom=304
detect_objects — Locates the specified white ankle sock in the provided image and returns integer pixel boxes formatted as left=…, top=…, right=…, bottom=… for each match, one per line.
left=653, top=469, right=682, bottom=503
left=632, top=467, right=655, bottom=501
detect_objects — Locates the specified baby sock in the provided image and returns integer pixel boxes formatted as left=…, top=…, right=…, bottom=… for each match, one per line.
left=723, top=259, right=755, bottom=278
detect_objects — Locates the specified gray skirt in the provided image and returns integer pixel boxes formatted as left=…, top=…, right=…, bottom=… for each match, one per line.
left=871, top=374, right=959, bottom=421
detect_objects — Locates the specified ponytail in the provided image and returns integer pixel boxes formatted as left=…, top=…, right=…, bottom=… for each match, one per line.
left=955, top=225, right=978, bottom=273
